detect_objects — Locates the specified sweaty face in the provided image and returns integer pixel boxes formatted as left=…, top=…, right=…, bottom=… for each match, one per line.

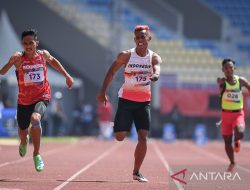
left=22, top=35, right=38, bottom=54
left=134, top=30, right=151, bottom=48
left=222, top=61, right=235, bottom=78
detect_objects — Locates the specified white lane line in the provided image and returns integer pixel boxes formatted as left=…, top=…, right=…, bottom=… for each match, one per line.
left=0, top=138, right=91, bottom=168
left=53, top=142, right=121, bottom=190
left=183, top=141, right=250, bottom=174
left=0, top=188, right=23, bottom=190
left=151, top=141, right=184, bottom=190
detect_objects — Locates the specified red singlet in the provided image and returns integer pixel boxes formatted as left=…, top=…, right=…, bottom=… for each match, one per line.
left=16, top=52, right=51, bottom=105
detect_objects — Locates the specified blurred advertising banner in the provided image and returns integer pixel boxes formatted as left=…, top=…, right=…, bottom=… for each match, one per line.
left=160, top=87, right=250, bottom=117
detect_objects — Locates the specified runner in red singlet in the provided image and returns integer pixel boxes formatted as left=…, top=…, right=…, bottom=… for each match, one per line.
left=97, top=25, right=162, bottom=182
left=0, top=29, right=74, bottom=172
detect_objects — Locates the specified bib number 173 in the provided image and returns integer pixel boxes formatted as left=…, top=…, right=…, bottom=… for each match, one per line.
left=24, top=70, right=44, bottom=84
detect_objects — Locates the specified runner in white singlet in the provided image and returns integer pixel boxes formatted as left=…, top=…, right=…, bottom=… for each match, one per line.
left=97, top=25, right=162, bottom=182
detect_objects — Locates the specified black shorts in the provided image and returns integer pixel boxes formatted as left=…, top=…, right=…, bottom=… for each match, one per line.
left=17, top=100, right=49, bottom=130
left=114, top=98, right=151, bottom=133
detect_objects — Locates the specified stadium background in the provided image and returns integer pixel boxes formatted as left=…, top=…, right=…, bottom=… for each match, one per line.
left=0, top=0, right=250, bottom=140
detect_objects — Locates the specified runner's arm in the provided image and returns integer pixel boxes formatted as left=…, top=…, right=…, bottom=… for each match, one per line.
left=42, top=50, right=74, bottom=89
left=0, top=52, right=21, bottom=75
left=217, top=77, right=226, bottom=93
left=150, top=53, right=161, bottom=81
left=97, top=51, right=129, bottom=103
left=240, top=77, right=250, bottom=92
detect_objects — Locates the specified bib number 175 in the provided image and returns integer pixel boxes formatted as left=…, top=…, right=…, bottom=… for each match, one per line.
left=135, top=76, right=147, bottom=82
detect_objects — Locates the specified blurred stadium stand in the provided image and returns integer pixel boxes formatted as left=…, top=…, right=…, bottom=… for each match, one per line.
left=201, top=0, right=250, bottom=65
left=0, top=0, right=110, bottom=103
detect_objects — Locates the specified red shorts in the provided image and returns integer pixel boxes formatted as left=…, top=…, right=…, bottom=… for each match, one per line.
left=221, top=110, right=245, bottom=135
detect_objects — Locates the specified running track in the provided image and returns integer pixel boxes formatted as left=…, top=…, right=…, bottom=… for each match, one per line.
left=0, top=138, right=249, bottom=190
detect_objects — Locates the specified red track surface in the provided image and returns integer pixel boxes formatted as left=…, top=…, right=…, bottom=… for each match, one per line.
left=0, top=138, right=249, bottom=190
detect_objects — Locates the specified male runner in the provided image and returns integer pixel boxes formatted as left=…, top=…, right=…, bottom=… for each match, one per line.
left=217, top=58, right=250, bottom=172
left=97, top=25, right=162, bottom=182
left=0, top=29, right=74, bottom=172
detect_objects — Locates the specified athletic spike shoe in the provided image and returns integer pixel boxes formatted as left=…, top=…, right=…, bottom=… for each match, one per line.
left=133, top=171, right=148, bottom=182
left=234, top=140, right=241, bottom=153
left=19, top=134, right=29, bottom=157
left=33, top=154, right=44, bottom=172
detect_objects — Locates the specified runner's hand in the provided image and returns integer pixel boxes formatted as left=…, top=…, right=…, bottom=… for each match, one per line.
left=217, top=77, right=224, bottom=85
left=150, top=73, right=159, bottom=82
left=97, top=92, right=108, bottom=105
left=66, top=75, right=74, bottom=89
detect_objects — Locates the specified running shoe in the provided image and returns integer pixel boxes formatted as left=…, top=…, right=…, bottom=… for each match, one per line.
left=234, top=140, right=241, bottom=153
left=19, top=134, right=29, bottom=157
left=227, top=163, right=235, bottom=172
left=133, top=171, right=148, bottom=182
left=33, top=154, right=44, bottom=172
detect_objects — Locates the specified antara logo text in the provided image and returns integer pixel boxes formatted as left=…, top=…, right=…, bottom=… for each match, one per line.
left=171, top=169, right=241, bottom=185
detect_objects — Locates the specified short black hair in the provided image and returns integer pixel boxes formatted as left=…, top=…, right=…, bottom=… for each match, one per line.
left=222, top=58, right=235, bottom=67
left=21, top=29, right=38, bottom=40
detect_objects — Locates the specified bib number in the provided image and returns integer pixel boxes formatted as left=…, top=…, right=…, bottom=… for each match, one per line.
left=135, top=76, right=147, bottom=82
left=24, top=70, right=44, bottom=84
left=224, top=91, right=241, bottom=102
